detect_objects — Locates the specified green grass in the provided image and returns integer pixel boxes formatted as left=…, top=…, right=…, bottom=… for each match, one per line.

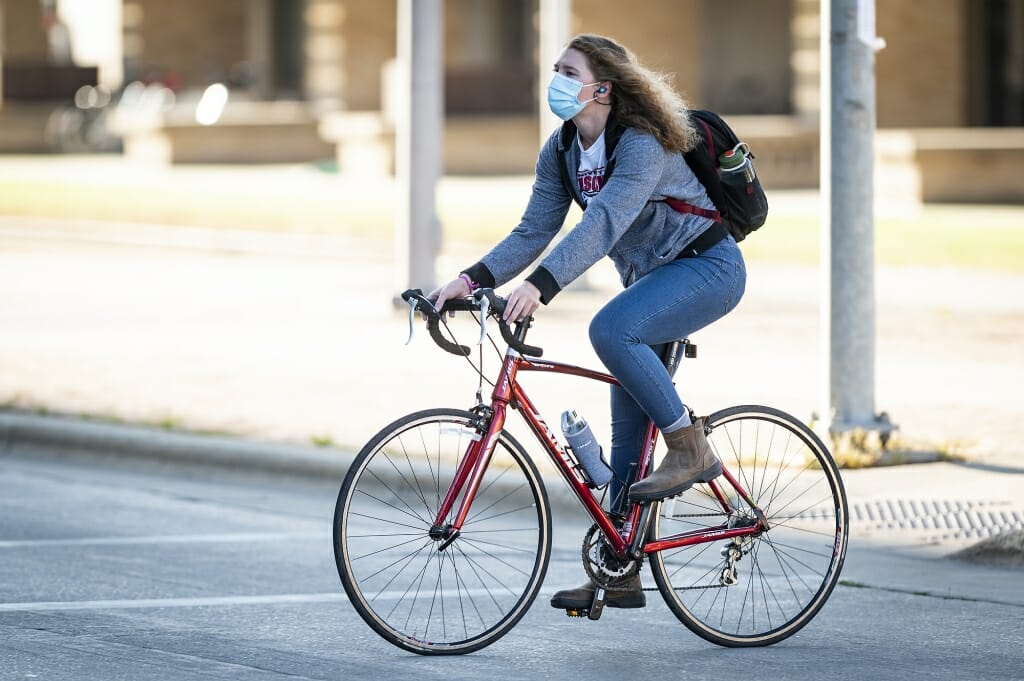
left=731, top=210, right=1024, bottom=271
left=0, top=179, right=388, bottom=235
left=3, top=175, right=1022, bottom=272
left=876, top=211, right=1024, bottom=271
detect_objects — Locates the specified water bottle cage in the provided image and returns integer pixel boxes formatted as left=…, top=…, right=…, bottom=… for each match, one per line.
left=564, top=445, right=596, bottom=488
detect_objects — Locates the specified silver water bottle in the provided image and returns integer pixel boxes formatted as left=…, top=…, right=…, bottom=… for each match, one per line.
left=718, top=142, right=756, bottom=186
left=561, top=409, right=614, bottom=488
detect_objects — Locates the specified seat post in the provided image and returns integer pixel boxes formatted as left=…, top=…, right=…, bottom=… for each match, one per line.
left=661, top=339, right=695, bottom=376
left=661, top=340, right=683, bottom=374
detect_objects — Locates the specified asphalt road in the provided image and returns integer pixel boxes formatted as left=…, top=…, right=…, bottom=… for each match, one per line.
left=1, top=446, right=1021, bottom=681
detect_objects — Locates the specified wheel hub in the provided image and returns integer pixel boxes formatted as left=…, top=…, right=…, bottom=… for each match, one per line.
left=428, top=523, right=453, bottom=541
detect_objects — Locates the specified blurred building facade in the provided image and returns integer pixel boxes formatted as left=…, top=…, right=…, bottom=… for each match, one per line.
left=1, top=0, right=1022, bottom=202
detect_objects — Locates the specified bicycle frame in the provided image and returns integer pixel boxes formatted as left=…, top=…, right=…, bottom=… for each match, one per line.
left=433, top=344, right=766, bottom=560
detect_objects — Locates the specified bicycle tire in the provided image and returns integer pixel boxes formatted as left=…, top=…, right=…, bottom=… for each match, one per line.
left=334, top=408, right=551, bottom=655
left=648, top=405, right=848, bottom=647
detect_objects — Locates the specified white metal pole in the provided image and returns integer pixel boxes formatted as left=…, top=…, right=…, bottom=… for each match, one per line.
left=395, top=0, right=443, bottom=294
left=820, top=0, right=888, bottom=435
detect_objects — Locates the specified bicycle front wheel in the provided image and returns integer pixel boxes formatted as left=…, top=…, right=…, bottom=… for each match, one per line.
left=648, top=405, right=848, bottom=647
left=334, top=408, right=551, bottom=655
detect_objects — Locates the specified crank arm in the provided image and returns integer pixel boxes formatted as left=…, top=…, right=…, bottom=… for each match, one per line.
left=587, top=586, right=606, bottom=621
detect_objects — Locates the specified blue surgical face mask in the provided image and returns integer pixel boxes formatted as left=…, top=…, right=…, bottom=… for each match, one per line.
left=547, top=72, right=600, bottom=121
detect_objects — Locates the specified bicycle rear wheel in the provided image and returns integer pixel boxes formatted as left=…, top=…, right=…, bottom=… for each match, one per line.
left=648, top=405, right=848, bottom=647
left=334, top=408, right=551, bottom=655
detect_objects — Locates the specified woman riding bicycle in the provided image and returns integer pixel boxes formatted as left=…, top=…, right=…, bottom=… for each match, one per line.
left=429, top=33, right=746, bottom=611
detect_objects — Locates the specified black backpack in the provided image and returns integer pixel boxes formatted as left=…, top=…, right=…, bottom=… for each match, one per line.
left=680, top=110, right=769, bottom=243
left=555, top=110, right=768, bottom=243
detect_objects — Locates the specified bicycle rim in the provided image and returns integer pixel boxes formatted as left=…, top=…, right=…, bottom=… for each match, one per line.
left=334, top=408, right=551, bottom=655
left=649, top=405, right=848, bottom=647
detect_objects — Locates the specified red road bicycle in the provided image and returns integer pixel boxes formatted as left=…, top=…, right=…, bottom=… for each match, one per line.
left=333, top=288, right=848, bottom=655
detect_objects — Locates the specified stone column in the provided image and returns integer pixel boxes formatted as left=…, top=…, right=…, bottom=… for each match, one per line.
left=1008, top=0, right=1024, bottom=124
left=246, top=0, right=273, bottom=100
left=791, top=0, right=820, bottom=122
left=1, top=0, right=51, bottom=107
left=0, top=4, right=4, bottom=109
left=121, top=1, right=143, bottom=83
left=304, top=0, right=346, bottom=111
left=3, top=0, right=48, bottom=61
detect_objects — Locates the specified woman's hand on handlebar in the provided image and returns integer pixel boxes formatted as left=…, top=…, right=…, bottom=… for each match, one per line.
left=426, top=277, right=471, bottom=318
left=503, top=281, right=541, bottom=324
left=402, top=284, right=546, bottom=357
left=424, top=277, right=539, bottom=323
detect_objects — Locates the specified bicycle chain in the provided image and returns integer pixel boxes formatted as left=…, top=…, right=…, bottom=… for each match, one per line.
left=672, top=582, right=729, bottom=591
left=583, top=512, right=743, bottom=592
left=639, top=584, right=729, bottom=592
left=666, top=513, right=729, bottom=519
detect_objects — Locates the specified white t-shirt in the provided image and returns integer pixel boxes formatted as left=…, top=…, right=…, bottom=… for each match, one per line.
left=576, top=131, right=607, bottom=205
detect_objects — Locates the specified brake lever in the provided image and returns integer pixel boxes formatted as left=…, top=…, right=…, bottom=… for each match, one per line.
left=405, top=296, right=419, bottom=346
left=475, top=293, right=490, bottom=346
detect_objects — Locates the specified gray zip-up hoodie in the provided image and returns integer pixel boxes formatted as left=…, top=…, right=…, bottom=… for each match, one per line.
left=462, top=118, right=717, bottom=303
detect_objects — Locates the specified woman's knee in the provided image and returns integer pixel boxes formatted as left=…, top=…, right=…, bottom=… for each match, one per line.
left=589, top=310, right=627, bottom=357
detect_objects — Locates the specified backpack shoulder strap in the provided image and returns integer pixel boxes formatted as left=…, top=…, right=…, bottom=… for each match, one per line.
left=690, top=109, right=740, bottom=149
left=663, top=110, right=725, bottom=223
left=555, top=121, right=584, bottom=209
left=555, top=116, right=626, bottom=211
left=602, top=115, right=625, bottom=181
left=663, top=197, right=721, bottom=223
left=682, top=110, right=728, bottom=218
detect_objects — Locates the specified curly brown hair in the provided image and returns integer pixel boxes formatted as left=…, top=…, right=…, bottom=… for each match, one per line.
left=567, top=34, right=699, bottom=153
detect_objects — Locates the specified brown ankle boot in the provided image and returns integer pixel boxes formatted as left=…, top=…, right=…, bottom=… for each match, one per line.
left=628, top=418, right=722, bottom=502
left=550, top=575, right=646, bottom=610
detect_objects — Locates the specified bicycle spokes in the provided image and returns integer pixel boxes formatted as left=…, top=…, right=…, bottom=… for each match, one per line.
left=648, top=406, right=848, bottom=647
left=335, top=409, right=552, bottom=655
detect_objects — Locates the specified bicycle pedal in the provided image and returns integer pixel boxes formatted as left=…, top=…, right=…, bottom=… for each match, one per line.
left=565, top=608, right=588, bottom=618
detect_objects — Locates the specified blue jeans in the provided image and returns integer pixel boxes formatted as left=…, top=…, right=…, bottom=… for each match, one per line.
left=588, top=235, right=746, bottom=507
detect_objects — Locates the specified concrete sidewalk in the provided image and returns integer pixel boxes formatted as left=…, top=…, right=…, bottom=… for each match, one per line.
left=2, top=214, right=1021, bottom=464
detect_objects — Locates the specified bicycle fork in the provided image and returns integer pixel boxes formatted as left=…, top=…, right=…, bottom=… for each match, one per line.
left=428, top=405, right=507, bottom=549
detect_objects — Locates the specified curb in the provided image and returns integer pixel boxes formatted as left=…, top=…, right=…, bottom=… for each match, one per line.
left=0, top=410, right=585, bottom=513
left=0, top=411, right=354, bottom=480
